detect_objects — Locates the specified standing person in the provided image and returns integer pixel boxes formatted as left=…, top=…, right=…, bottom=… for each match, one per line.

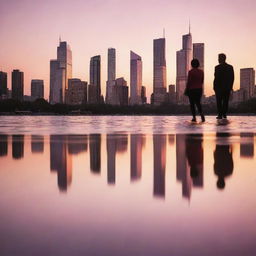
left=214, top=53, right=234, bottom=119
left=185, top=59, right=205, bottom=122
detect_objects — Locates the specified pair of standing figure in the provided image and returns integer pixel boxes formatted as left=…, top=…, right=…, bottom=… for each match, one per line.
left=186, top=53, right=234, bottom=122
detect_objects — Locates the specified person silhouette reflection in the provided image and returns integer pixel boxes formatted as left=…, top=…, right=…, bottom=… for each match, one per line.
left=214, top=142, right=233, bottom=189
left=185, top=134, right=203, bottom=186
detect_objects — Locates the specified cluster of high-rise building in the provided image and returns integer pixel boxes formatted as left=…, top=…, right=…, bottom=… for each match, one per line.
left=0, top=31, right=256, bottom=105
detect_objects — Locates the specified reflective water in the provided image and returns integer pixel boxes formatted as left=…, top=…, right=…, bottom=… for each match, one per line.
left=0, top=132, right=256, bottom=255
left=0, top=115, right=256, bottom=134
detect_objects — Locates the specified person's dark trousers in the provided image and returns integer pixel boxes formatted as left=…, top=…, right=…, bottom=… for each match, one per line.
left=188, top=88, right=203, bottom=118
left=215, top=90, right=231, bottom=118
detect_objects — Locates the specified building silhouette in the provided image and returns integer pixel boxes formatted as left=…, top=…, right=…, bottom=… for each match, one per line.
left=12, top=69, right=24, bottom=101
left=31, top=80, right=44, bottom=100
left=49, top=41, right=72, bottom=104
left=153, top=134, right=166, bottom=198
left=130, top=134, right=145, bottom=181
left=152, top=38, right=167, bottom=105
left=88, top=55, right=101, bottom=104
left=66, top=79, right=87, bottom=105
left=0, top=71, right=7, bottom=98
left=240, top=68, right=255, bottom=100
left=168, top=84, right=176, bottom=103
left=141, top=86, right=147, bottom=104
left=67, top=135, right=88, bottom=155
left=12, top=135, right=24, bottom=159
left=50, top=135, right=72, bottom=192
left=130, top=51, right=142, bottom=105
left=89, top=134, right=101, bottom=173
left=176, top=32, right=192, bottom=104
left=0, top=135, right=8, bottom=157
left=106, top=48, right=116, bottom=104
left=240, top=133, right=254, bottom=158
left=31, top=135, right=44, bottom=153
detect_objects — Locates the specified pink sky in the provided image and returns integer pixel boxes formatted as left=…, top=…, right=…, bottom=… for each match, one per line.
left=0, top=0, right=255, bottom=99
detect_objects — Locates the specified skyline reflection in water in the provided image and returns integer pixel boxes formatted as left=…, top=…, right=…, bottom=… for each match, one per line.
left=0, top=133, right=256, bottom=255
left=0, top=133, right=255, bottom=195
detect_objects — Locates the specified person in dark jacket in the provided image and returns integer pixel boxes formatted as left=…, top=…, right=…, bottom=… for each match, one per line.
left=214, top=53, right=234, bottom=119
left=186, top=59, right=205, bottom=122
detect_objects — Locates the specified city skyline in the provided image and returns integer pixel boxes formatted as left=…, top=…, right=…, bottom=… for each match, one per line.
left=1, top=0, right=255, bottom=99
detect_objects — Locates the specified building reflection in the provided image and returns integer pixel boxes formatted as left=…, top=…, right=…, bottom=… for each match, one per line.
left=107, top=134, right=128, bottom=184
left=214, top=133, right=233, bottom=190
left=176, top=134, right=204, bottom=199
left=153, top=134, right=166, bottom=198
left=12, top=135, right=24, bottom=159
left=130, top=134, right=145, bottom=181
left=67, top=135, right=88, bottom=155
left=31, top=135, right=44, bottom=153
left=0, top=135, right=8, bottom=157
left=168, top=134, right=175, bottom=145
left=240, top=133, right=254, bottom=158
left=176, top=134, right=191, bottom=199
left=50, top=135, right=72, bottom=192
left=89, top=134, right=101, bottom=174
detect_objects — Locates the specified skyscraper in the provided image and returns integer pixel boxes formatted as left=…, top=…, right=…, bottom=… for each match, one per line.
left=240, top=68, right=255, bottom=100
left=57, top=41, right=72, bottom=95
left=49, top=41, right=72, bottom=104
left=12, top=69, right=24, bottom=101
left=88, top=55, right=101, bottom=104
left=31, top=79, right=44, bottom=100
left=130, top=51, right=142, bottom=105
left=176, top=32, right=192, bottom=104
left=108, top=48, right=116, bottom=82
left=0, top=71, right=7, bottom=98
left=106, top=48, right=116, bottom=104
left=152, top=38, right=167, bottom=105
left=50, top=60, right=64, bottom=104
left=193, top=43, right=204, bottom=70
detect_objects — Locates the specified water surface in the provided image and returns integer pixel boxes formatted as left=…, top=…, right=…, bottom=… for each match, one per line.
left=0, top=116, right=256, bottom=255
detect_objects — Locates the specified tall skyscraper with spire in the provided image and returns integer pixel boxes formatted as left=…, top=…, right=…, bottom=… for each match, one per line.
left=130, top=51, right=142, bottom=105
left=176, top=29, right=192, bottom=104
left=49, top=40, right=72, bottom=104
left=152, top=38, right=167, bottom=105
left=106, top=48, right=116, bottom=104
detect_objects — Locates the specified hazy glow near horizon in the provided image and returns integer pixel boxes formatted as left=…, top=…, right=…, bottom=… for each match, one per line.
left=0, top=0, right=255, bottom=99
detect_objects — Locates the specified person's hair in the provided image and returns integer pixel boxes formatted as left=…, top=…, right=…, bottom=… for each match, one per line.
left=218, top=53, right=226, bottom=62
left=191, top=59, right=200, bottom=68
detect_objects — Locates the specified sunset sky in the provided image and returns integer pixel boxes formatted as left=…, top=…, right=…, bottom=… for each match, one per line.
left=0, top=0, right=255, bottom=99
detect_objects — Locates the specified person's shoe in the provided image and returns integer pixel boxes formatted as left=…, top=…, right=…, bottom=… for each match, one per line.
left=216, top=116, right=222, bottom=120
left=201, top=115, right=205, bottom=122
left=191, top=117, right=197, bottom=122
left=223, top=115, right=227, bottom=119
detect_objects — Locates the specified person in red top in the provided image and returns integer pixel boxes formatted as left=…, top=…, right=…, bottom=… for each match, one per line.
left=185, top=59, right=205, bottom=122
